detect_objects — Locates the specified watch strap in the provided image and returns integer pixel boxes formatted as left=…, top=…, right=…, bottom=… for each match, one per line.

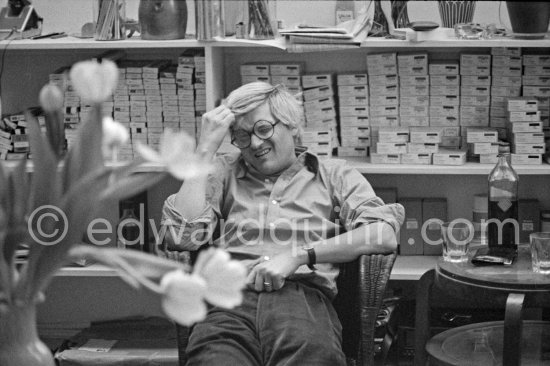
left=303, top=247, right=317, bottom=271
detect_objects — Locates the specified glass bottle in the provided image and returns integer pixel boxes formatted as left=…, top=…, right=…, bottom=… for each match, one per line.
left=487, top=143, right=519, bottom=250
left=469, top=330, right=497, bottom=365
left=117, top=206, right=143, bottom=251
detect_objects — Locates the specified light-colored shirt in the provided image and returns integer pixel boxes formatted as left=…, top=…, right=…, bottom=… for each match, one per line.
left=162, top=150, right=404, bottom=297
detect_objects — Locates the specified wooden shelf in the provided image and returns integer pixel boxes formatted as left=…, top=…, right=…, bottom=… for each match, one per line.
left=1, top=35, right=549, bottom=51
left=0, top=37, right=204, bottom=50
left=57, top=263, right=118, bottom=277
left=345, top=158, right=550, bottom=175
left=4, top=159, right=550, bottom=175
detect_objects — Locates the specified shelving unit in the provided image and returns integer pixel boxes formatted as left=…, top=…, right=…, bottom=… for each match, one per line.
left=2, top=35, right=549, bottom=323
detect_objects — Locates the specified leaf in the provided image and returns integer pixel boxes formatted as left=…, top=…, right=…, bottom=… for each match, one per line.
left=0, top=161, right=6, bottom=209
left=61, top=105, right=104, bottom=194
left=3, top=158, right=29, bottom=268
left=44, top=110, right=65, bottom=159
left=100, top=172, right=169, bottom=202
left=26, top=110, right=61, bottom=211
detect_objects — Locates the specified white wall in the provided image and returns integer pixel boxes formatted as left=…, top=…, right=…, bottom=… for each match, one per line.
left=0, top=0, right=512, bottom=36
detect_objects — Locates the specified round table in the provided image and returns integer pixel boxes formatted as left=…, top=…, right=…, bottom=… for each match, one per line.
left=426, top=320, right=550, bottom=366
left=432, top=246, right=550, bottom=366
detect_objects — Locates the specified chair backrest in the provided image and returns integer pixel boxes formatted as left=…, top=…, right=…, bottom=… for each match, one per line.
left=176, top=252, right=397, bottom=366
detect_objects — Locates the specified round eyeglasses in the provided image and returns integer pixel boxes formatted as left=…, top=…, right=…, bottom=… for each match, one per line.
left=231, top=120, right=280, bottom=149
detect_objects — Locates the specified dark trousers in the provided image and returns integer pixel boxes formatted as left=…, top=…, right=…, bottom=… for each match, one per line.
left=185, top=281, right=346, bottom=366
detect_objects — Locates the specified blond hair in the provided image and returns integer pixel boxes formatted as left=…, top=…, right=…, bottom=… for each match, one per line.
left=224, top=82, right=304, bottom=141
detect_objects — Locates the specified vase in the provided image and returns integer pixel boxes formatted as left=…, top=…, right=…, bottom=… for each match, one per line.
left=194, top=0, right=225, bottom=40
left=506, top=1, right=550, bottom=40
left=139, top=0, right=187, bottom=40
left=0, top=304, right=55, bottom=366
left=438, top=0, right=476, bottom=28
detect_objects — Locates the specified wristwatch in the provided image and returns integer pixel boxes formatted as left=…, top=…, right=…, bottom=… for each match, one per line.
left=302, top=246, right=317, bottom=271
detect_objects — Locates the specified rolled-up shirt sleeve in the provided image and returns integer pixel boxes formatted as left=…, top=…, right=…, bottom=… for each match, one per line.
left=160, top=194, right=218, bottom=251
left=335, top=166, right=405, bottom=233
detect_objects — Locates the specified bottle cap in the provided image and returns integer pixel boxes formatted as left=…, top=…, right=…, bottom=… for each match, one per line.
left=498, top=141, right=510, bottom=154
left=473, top=194, right=488, bottom=212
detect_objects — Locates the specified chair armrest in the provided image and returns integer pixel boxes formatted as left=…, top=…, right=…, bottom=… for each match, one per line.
left=357, top=252, right=397, bottom=366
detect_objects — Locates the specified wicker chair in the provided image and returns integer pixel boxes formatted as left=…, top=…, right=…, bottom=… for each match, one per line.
left=175, top=252, right=397, bottom=366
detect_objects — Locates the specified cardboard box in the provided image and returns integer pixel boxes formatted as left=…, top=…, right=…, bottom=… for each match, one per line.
left=269, top=63, right=303, bottom=76
left=518, top=199, right=540, bottom=244
left=429, top=61, right=459, bottom=75
left=398, top=198, right=423, bottom=255
left=55, top=317, right=178, bottom=366
left=370, top=153, right=401, bottom=164
left=338, top=85, right=368, bottom=97
left=337, top=73, right=368, bottom=86
left=433, top=149, right=467, bottom=165
left=422, top=198, right=447, bottom=255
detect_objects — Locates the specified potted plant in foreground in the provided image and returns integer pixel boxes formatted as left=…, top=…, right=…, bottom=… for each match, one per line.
left=0, top=59, right=246, bottom=366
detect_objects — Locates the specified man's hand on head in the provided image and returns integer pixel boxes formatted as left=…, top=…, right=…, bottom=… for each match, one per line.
left=197, top=105, right=235, bottom=159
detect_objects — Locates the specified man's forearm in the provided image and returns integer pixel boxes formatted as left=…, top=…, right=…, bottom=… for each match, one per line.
left=295, top=221, right=398, bottom=266
left=173, top=175, right=208, bottom=221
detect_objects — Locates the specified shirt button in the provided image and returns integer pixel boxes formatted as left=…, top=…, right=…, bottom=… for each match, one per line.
left=271, top=200, right=278, bottom=205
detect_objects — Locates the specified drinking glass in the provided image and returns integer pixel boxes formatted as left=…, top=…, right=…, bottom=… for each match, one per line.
left=530, top=232, right=550, bottom=274
left=441, top=221, right=474, bottom=262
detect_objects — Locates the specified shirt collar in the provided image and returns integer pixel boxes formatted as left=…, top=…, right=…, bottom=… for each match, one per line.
left=234, top=147, right=319, bottom=179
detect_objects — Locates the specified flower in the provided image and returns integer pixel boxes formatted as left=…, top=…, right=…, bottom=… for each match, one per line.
left=0, top=59, right=245, bottom=329
left=102, top=116, right=129, bottom=160
left=136, top=129, right=213, bottom=180
left=69, top=59, right=119, bottom=104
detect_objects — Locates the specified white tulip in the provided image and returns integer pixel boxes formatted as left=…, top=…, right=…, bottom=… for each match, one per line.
left=136, top=130, right=213, bottom=180
left=160, top=270, right=208, bottom=326
left=39, top=83, right=64, bottom=113
left=193, top=249, right=247, bottom=308
left=69, top=59, right=119, bottom=104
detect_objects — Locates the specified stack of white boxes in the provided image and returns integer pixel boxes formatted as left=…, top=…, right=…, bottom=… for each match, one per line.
left=367, top=52, right=399, bottom=161
left=398, top=53, right=429, bottom=129
left=428, top=60, right=461, bottom=154
left=142, top=60, right=168, bottom=154
left=521, top=54, right=550, bottom=163
left=177, top=53, right=198, bottom=140
left=399, top=53, right=437, bottom=164
left=336, top=73, right=369, bottom=158
left=465, top=127, right=499, bottom=164
left=270, top=63, right=303, bottom=97
left=193, top=52, right=207, bottom=131
left=240, top=63, right=271, bottom=85
left=490, top=47, right=522, bottom=142
left=301, top=73, right=337, bottom=157
left=459, top=53, right=492, bottom=153
left=507, top=97, right=544, bottom=165
left=49, top=66, right=79, bottom=150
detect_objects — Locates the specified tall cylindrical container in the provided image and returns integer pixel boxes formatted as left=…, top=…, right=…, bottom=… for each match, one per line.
left=139, top=0, right=188, bottom=40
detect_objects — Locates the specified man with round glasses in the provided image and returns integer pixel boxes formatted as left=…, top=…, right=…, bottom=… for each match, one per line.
left=162, top=82, right=404, bottom=366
